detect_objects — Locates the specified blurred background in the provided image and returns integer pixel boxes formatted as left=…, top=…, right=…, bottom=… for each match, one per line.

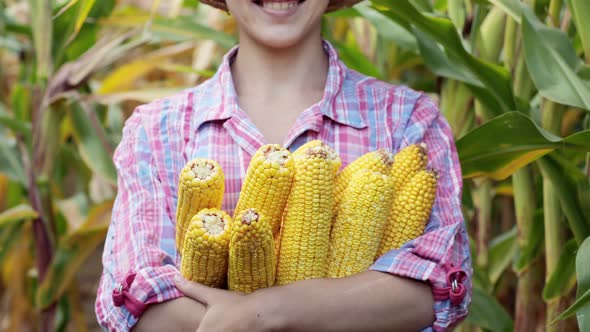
left=0, top=0, right=589, bottom=331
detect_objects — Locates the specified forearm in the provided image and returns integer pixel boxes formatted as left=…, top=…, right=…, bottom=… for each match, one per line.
left=132, top=297, right=205, bottom=332
left=255, top=271, right=435, bottom=332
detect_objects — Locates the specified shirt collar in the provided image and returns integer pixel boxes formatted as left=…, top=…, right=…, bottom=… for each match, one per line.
left=196, top=40, right=367, bottom=129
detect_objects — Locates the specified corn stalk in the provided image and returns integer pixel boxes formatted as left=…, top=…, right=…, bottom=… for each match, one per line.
left=542, top=100, right=566, bottom=332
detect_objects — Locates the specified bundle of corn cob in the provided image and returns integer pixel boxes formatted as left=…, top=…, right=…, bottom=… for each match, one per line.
left=174, top=140, right=438, bottom=290
left=276, top=140, right=340, bottom=285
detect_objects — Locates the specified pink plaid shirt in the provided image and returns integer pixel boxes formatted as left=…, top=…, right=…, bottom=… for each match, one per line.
left=96, top=41, right=472, bottom=332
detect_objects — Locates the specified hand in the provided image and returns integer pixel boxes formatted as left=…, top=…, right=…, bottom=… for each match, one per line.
left=132, top=296, right=205, bottom=332
left=174, top=276, right=274, bottom=332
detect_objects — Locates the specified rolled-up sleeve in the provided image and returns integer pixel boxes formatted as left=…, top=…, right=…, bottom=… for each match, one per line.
left=370, top=94, right=472, bottom=331
left=95, top=109, right=183, bottom=331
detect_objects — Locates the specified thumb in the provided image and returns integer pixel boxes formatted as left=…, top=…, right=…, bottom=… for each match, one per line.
left=173, top=274, right=223, bottom=305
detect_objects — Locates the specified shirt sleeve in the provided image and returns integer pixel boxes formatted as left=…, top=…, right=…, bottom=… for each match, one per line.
left=95, top=109, right=183, bottom=332
left=370, top=93, right=472, bottom=332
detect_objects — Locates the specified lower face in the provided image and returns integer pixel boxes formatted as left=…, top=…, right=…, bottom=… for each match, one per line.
left=225, top=0, right=330, bottom=49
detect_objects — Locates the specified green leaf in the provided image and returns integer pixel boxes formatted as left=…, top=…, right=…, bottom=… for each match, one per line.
left=28, top=0, right=53, bottom=79
left=333, top=41, right=383, bottom=79
left=37, top=200, right=113, bottom=309
left=0, top=204, right=38, bottom=228
left=551, top=237, right=590, bottom=326
left=74, top=0, right=96, bottom=35
left=70, top=103, right=117, bottom=185
left=53, top=0, right=97, bottom=37
left=488, top=227, right=518, bottom=285
left=413, top=29, right=503, bottom=116
left=51, top=0, right=115, bottom=65
left=472, top=263, right=493, bottom=292
left=414, top=30, right=479, bottom=85
left=0, top=223, right=23, bottom=264
left=579, top=65, right=590, bottom=81
left=371, top=0, right=516, bottom=112
left=447, top=0, right=466, bottom=31
left=457, top=112, right=590, bottom=180
left=0, top=138, right=26, bottom=185
left=10, top=84, right=31, bottom=123
left=521, top=6, right=590, bottom=111
left=537, top=156, right=590, bottom=245
left=354, top=2, right=418, bottom=52
left=101, top=14, right=236, bottom=49
left=0, top=35, right=22, bottom=53
left=543, top=240, right=578, bottom=300
left=466, top=287, right=514, bottom=332
left=98, top=43, right=197, bottom=94
left=0, top=114, right=32, bottom=140
left=56, top=29, right=145, bottom=89
left=578, top=181, right=590, bottom=225
left=488, top=0, right=523, bottom=23
left=567, top=0, right=590, bottom=63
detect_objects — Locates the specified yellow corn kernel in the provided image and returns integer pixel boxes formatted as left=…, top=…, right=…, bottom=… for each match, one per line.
left=292, top=140, right=342, bottom=175
left=328, top=170, right=394, bottom=278
left=377, top=169, right=438, bottom=257
left=334, top=149, right=394, bottom=212
left=176, top=159, right=225, bottom=251
left=390, top=143, right=428, bottom=193
left=180, top=208, right=231, bottom=288
left=234, top=144, right=295, bottom=238
left=228, top=208, right=275, bottom=293
left=276, top=142, right=336, bottom=285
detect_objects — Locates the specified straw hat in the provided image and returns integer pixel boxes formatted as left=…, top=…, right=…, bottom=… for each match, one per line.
left=201, top=0, right=363, bottom=12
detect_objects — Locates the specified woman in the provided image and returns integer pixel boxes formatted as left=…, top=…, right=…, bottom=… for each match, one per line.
left=95, top=0, right=472, bottom=331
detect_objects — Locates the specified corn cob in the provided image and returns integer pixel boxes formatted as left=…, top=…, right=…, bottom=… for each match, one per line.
left=276, top=142, right=336, bottom=285
left=234, top=144, right=295, bottom=238
left=176, top=159, right=225, bottom=251
left=333, top=149, right=394, bottom=212
left=228, top=208, right=276, bottom=293
left=327, top=170, right=394, bottom=278
left=377, top=169, right=438, bottom=257
left=390, top=143, right=428, bottom=194
left=292, top=140, right=342, bottom=175
left=180, top=208, right=231, bottom=288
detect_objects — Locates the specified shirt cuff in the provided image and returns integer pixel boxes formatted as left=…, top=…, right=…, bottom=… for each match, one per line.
left=97, top=264, right=184, bottom=332
left=370, top=249, right=471, bottom=332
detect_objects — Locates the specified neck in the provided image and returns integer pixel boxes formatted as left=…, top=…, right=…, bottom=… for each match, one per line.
left=231, top=30, right=329, bottom=100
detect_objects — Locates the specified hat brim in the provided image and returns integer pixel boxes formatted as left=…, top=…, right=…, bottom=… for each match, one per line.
left=200, top=0, right=362, bottom=13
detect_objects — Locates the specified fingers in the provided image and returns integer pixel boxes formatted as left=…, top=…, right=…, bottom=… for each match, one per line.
left=173, top=275, right=231, bottom=305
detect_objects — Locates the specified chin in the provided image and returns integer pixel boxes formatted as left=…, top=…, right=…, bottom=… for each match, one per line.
left=250, top=27, right=313, bottom=49
left=227, top=0, right=329, bottom=49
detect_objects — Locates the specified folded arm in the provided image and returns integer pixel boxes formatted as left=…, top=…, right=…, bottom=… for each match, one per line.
left=132, top=298, right=204, bottom=332
left=259, top=271, right=435, bottom=332
left=96, top=108, right=188, bottom=331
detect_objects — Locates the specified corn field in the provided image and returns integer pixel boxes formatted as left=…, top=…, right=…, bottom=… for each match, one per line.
left=0, top=0, right=589, bottom=331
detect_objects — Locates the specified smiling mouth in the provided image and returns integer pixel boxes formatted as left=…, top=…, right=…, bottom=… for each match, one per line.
left=253, top=0, right=306, bottom=11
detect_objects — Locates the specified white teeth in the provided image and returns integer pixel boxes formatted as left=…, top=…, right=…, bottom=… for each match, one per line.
left=262, top=1, right=298, bottom=10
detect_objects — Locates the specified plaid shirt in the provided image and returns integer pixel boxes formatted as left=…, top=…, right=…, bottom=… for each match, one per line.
left=96, top=41, right=472, bottom=332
